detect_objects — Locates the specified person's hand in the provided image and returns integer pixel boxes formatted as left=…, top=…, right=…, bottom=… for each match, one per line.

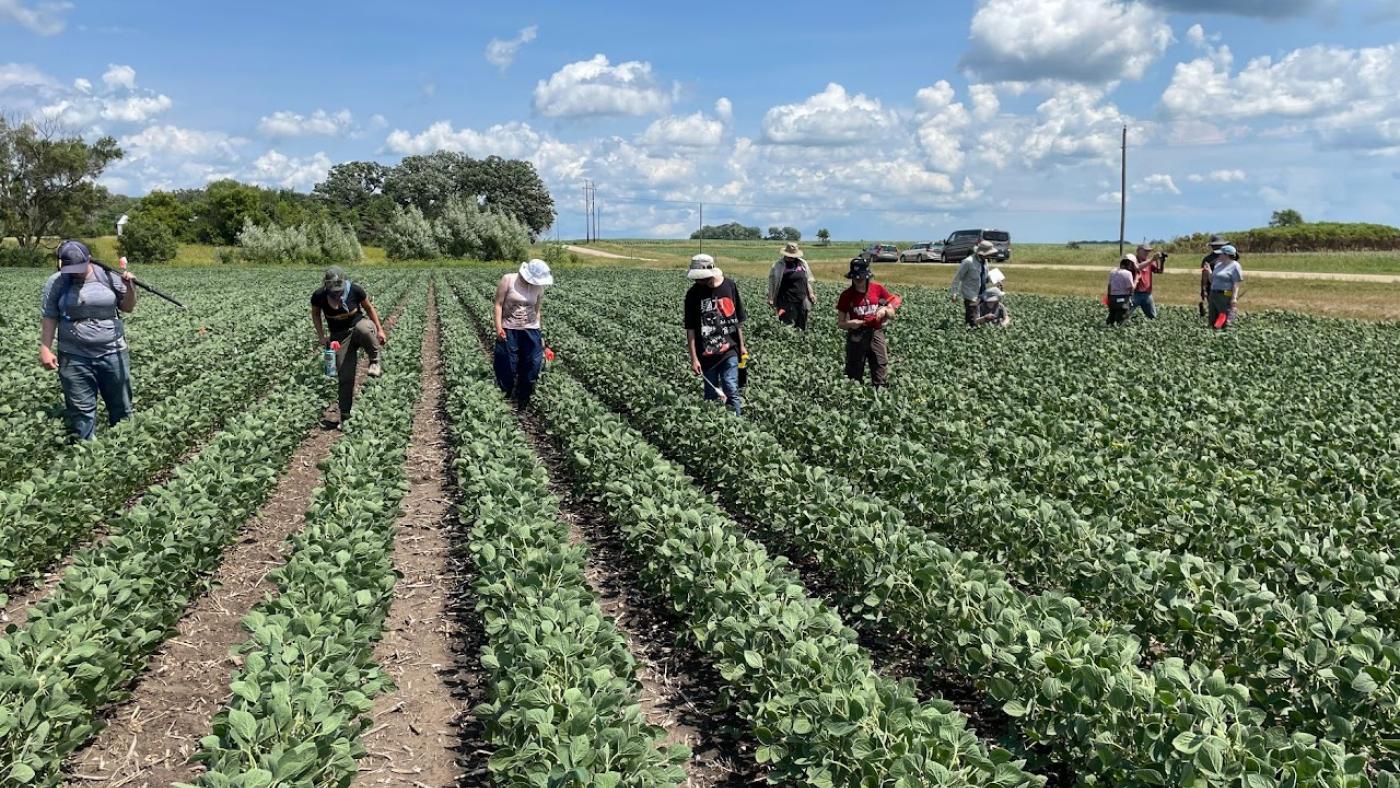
left=690, top=358, right=702, bottom=375
left=497, top=327, right=507, bottom=340
left=768, top=299, right=775, bottom=308
left=121, top=270, right=135, bottom=284
left=376, top=329, right=387, bottom=346
left=317, top=335, right=328, bottom=350
left=39, top=345, right=58, bottom=371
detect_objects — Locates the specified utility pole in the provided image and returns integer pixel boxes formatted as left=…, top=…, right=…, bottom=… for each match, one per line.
left=698, top=200, right=703, bottom=254
left=593, top=185, right=600, bottom=243
left=1119, top=124, right=1127, bottom=259
left=582, top=181, right=592, bottom=243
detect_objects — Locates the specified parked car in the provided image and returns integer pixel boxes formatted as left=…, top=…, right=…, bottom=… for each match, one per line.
left=939, top=229, right=1011, bottom=263
left=899, top=241, right=944, bottom=262
left=859, top=243, right=900, bottom=263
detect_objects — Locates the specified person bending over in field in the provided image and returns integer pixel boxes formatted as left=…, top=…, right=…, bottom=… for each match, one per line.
left=493, top=259, right=553, bottom=408
left=39, top=241, right=137, bottom=441
left=1206, top=245, right=1244, bottom=329
left=1106, top=255, right=1137, bottom=326
left=684, top=254, right=747, bottom=415
left=311, top=266, right=385, bottom=429
left=767, top=242, right=817, bottom=330
left=837, top=258, right=902, bottom=387
left=974, top=287, right=1011, bottom=327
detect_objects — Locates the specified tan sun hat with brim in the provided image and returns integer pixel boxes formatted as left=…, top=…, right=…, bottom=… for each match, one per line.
left=781, top=242, right=804, bottom=261
left=974, top=240, right=998, bottom=256
left=687, top=253, right=723, bottom=280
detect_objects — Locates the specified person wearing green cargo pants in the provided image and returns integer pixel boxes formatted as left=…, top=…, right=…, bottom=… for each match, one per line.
left=311, top=266, right=385, bottom=428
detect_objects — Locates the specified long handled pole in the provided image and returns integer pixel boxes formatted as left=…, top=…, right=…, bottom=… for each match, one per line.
left=111, top=214, right=185, bottom=308
left=91, top=258, right=186, bottom=308
left=1119, top=125, right=1127, bottom=259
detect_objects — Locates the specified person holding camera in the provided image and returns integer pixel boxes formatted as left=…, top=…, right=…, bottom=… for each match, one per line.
left=1130, top=243, right=1165, bottom=319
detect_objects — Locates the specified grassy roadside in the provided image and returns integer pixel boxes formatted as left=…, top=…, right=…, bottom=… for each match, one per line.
left=573, top=241, right=1400, bottom=322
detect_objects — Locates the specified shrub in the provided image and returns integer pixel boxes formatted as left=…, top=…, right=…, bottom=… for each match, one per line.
left=235, top=219, right=364, bottom=265
left=433, top=199, right=483, bottom=258
left=0, top=245, right=50, bottom=267
left=383, top=205, right=441, bottom=261
left=1167, top=222, right=1400, bottom=254
left=117, top=216, right=179, bottom=264
left=476, top=210, right=530, bottom=262
left=536, top=240, right=574, bottom=267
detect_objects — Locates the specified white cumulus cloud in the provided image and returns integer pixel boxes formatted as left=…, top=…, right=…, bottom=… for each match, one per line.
left=102, top=64, right=137, bottom=91
left=0, top=62, right=55, bottom=91
left=532, top=54, right=672, bottom=117
left=248, top=150, right=334, bottom=191
left=961, top=0, right=1172, bottom=84
left=0, top=0, right=72, bottom=35
left=1188, top=169, right=1246, bottom=183
left=639, top=101, right=729, bottom=148
left=1135, top=173, right=1181, bottom=195
left=761, top=83, right=896, bottom=146
left=485, top=25, right=538, bottom=72
left=119, top=125, right=244, bottom=162
left=385, top=120, right=545, bottom=159
left=258, top=109, right=354, bottom=137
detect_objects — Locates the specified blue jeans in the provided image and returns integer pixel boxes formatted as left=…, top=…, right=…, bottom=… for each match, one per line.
left=493, top=328, right=544, bottom=406
left=58, top=349, right=133, bottom=441
left=702, top=355, right=742, bottom=415
left=1130, top=292, right=1158, bottom=319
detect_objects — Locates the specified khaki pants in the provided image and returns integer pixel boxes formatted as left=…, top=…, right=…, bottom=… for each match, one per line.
left=332, top=318, right=381, bottom=416
left=845, top=327, right=889, bottom=387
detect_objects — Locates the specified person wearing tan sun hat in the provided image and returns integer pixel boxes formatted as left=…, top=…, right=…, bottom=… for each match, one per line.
left=767, top=241, right=817, bottom=330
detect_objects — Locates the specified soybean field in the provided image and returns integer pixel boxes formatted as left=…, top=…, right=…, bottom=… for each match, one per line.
left=0, top=265, right=1397, bottom=787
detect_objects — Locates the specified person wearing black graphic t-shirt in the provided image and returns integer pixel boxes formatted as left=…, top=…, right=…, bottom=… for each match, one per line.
left=310, top=266, right=386, bottom=427
left=683, top=254, right=747, bottom=415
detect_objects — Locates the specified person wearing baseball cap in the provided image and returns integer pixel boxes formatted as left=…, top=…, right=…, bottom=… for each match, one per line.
left=837, top=257, right=902, bottom=386
left=493, top=258, right=554, bottom=408
left=683, top=253, right=747, bottom=414
left=38, top=240, right=139, bottom=440
left=950, top=240, right=997, bottom=328
left=311, top=266, right=386, bottom=428
left=1106, top=255, right=1138, bottom=326
left=1130, top=243, right=1165, bottom=319
left=767, top=241, right=817, bottom=330
left=1206, top=244, right=1244, bottom=329
left=1198, top=234, right=1230, bottom=317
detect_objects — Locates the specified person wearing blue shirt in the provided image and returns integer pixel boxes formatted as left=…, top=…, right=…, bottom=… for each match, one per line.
left=38, top=241, right=138, bottom=440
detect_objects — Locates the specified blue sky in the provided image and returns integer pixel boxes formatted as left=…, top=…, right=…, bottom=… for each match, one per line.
left=3, top=0, right=1400, bottom=242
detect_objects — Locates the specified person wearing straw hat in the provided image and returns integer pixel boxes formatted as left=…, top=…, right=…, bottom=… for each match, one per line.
left=684, top=254, right=747, bottom=415
left=950, top=239, right=997, bottom=328
left=39, top=240, right=138, bottom=440
left=767, top=241, right=817, bottom=330
left=312, top=265, right=386, bottom=428
left=1206, top=245, right=1244, bottom=329
left=494, top=258, right=554, bottom=408
left=837, top=257, right=902, bottom=386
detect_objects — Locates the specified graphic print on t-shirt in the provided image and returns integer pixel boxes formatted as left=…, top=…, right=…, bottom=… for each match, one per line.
left=698, top=294, right=739, bottom=356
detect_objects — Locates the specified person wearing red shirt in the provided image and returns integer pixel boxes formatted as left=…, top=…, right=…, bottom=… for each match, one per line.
left=836, top=257, right=902, bottom=387
left=1131, top=243, right=1165, bottom=319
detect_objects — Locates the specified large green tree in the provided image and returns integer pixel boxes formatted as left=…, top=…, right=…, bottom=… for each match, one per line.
left=1270, top=209, right=1305, bottom=228
left=194, top=179, right=264, bottom=245
left=313, top=161, right=394, bottom=243
left=376, top=151, right=555, bottom=239
left=0, top=115, right=123, bottom=249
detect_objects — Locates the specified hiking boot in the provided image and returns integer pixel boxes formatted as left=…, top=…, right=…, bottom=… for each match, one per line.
left=366, top=361, right=382, bottom=378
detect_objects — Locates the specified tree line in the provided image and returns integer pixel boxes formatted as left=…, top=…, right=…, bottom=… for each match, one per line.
left=1, top=114, right=556, bottom=265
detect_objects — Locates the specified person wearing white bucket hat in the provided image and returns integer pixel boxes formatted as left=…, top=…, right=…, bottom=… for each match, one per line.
left=493, top=258, right=553, bottom=407
left=683, top=253, right=747, bottom=415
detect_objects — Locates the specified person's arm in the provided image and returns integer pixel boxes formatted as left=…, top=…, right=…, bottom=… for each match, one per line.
left=883, top=288, right=903, bottom=319
left=950, top=264, right=965, bottom=302
left=686, top=328, right=702, bottom=374
left=39, top=317, right=59, bottom=370
left=767, top=262, right=778, bottom=307
left=364, top=298, right=387, bottom=344
left=118, top=272, right=136, bottom=312
left=493, top=276, right=509, bottom=339
left=1153, top=256, right=1165, bottom=274
left=311, top=306, right=327, bottom=346
left=736, top=325, right=747, bottom=358
left=837, top=309, right=865, bottom=331
left=1231, top=268, right=1244, bottom=305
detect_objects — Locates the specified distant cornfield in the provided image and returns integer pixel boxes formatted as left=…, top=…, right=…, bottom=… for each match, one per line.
left=1169, top=222, right=1400, bottom=253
